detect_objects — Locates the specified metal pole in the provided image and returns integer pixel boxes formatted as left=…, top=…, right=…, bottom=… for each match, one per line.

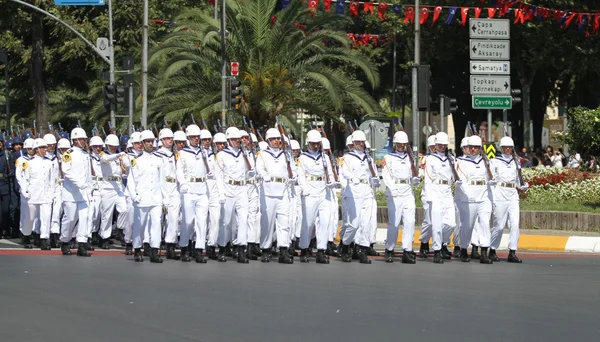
left=8, top=0, right=110, bottom=64
left=214, top=0, right=218, bottom=20
left=1, top=52, right=9, bottom=133
left=440, top=96, right=445, bottom=133
left=392, top=32, right=397, bottom=112
left=141, top=0, right=149, bottom=128
left=502, top=109, right=507, bottom=123
left=108, top=0, right=116, bottom=128
left=129, top=82, right=134, bottom=134
left=487, top=109, right=492, bottom=143
left=412, top=0, right=420, bottom=157
left=220, top=0, right=227, bottom=125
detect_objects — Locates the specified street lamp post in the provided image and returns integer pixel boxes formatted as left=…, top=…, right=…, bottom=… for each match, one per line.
left=0, top=49, right=9, bottom=133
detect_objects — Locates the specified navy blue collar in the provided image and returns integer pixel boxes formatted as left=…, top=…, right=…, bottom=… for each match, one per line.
left=222, top=148, right=241, bottom=158
left=263, top=148, right=283, bottom=159
left=429, top=154, right=448, bottom=162
left=301, top=151, right=322, bottom=161
left=348, top=151, right=367, bottom=162
left=390, top=152, right=408, bottom=160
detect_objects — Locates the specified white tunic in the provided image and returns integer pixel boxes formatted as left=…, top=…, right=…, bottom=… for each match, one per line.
left=126, top=151, right=166, bottom=207
left=490, top=154, right=520, bottom=202
left=423, top=152, right=455, bottom=200
left=382, top=152, right=414, bottom=198
left=256, top=147, right=295, bottom=196
left=456, top=155, right=492, bottom=203
left=215, top=147, right=249, bottom=198
left=297, top=150, right=333, bottom=197
left=61, top=147, right=93, bottom=202
left=21, top=155, right=54, bottom=204
left=176, top=146, right=209, bottom=195
left=339, top=150, right=377, bottom=199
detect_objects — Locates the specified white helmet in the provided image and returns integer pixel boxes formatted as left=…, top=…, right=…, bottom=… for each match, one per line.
left=435, top=132, right=449, bottom=145
left=460, top=137, right=469, bottom=148
left=427, top=135, right=436, bottom=147
left=291, top=140, right=301, bottom=150
left=250, top=133, right=258, bottom=143
left=159, top=128, right=174, bottom=140
left=306, top=130, right=322, bottom=143
left=186, top=124, right=202, bottom=136
left=173, top=131, right=187, bottom=141
left=258, top=141, right=268, bottom=150
left=57, top=138, right=71, bottom=149
left=225, top=127, right=241, bottom=140
left=352, top=130, right=367, bottom=142
left=158, top=140, right=163, bottom=148
left=393, top=131, right=409, bottom=144
left=89, top=136, right=104, bottom=146
left=105, top=134, right=119, bottom=146
left=127, top=141, right=133, bottom=149
left=500, top=136, right=514, bottom=147
left=200, top=129, right=212, bottom=140
left=130, top=132, right=142, bottom=144
left=71, top=127, right=87, bottom=140
left=365, top=140, right=371, bottom=149
left=213, top=132, right=227, bottom=143
left=43, top=134, right=57, bottom=145
left=239, top=130, right=249, bottom=137
left=468, top=135, right=483, bottom=147
left=265, top=128, right=281, bottom=140
left=322, top=138, right=331, bottom=150
left=23, top=138, right=35, bottom=149
left=141, top=130, right=155, bottom=141
left=346, top=135, right=354, bottom=146
left=34, top=138, right=47, bottom=149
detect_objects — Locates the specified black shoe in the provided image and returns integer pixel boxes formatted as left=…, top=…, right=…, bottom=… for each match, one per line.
left=441, top=244, right=452, bottom=259
left=150, top=248, right=163, bottom=263
left=10, top=228, right=20, bottom=239
left=166, top=244, right=180, bottom=259
left=32, top=233, right=41, bottom=247
left=22, top=236, right=33, bottom=249
left=225, top=242, right=233, bottom=257
left=207, top=246, right=218, bottom=260
left=60, top=242, right=72, bottom=255
left=402, top=251, right=416, bottom=264
left=69, top=239, right=77, bottom=249
left=99, top=238, right=110, bottom=250
left=460, top=248, right=471, bottom=262
left=180, top=247, right=192, bottom=262
left=261, top=249, right=271, bottom=263
left=384, top=249, right=394, bottom=263
left=351, top=244, right=361, bottom=260
left=359, top=247, right=372, bottom=264
left=288, top=245, right=298, bottom=257
left=453, top=246, right=461, bottom=258
left=134, top=248, right=144, bottom=262
left=507, top=250, right=523, bottom=263
left=326, top=242, right=337, bottom=256
left=84, top=243, right=95, bottom=251
left=40, top=239, right=51, bottom=251
left=278, top=248, right=293, bottom=264
left=77, top=244, right=92, bottom=257
left=247, top=244, right=258, bottom=260
left=237, top=246, right=249, bottom=263
left=316, top=249, right=329, bottom=264
left=341, top=244, right=352, bottom=263
left=125, top=243, right=133, bottom=255
left=367, top=243, right=380, bottom=256
left=471, top=245, right=481, bottom=260
left=300, top=249, right=309, bottom=263
left=489, top=249, right=500, bottom=262
left=189, top=242, right=198, bottom=258
left=143, top=243, right=150, bottom=257
left=252, top=244, right=262, bottom=257
left=50, top=233, right=59, bottom=248
left=91, top=232, right=99, bottom=246
left=419, top=242, right=429, bottom=258
left=218, top=247, right=227, bottom=262
left=433, top=250, right=444, bottom=264
left=479, top=247, right=493, bottom=264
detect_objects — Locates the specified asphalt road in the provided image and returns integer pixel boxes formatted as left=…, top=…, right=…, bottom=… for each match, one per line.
left=0, top=252, right=599, bottom=342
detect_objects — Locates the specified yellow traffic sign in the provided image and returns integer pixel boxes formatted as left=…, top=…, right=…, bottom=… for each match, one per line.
left=484, top=143, right=496, bottom=159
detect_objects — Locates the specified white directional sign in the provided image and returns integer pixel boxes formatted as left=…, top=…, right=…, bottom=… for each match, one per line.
left=96, top=37, right=110, bottom=59
left=470, top=39, right=510, bottom=60
left=469, top=18, right=510, bottom=39
left=470, top=61, right=510, bottom=75
left=470, top=75, right=511, bottom=95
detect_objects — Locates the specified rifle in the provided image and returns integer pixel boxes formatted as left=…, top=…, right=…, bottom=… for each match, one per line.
left=190, top=114, right=196, bottom=125
left=202, top=119, right=209, bottom=131
left=77, top=120, right=81, bottom=128
left=58, top=122, right=63, bottom=132
left=93, top=123, right=99, bottom=137
left=131, top=124, right=135, bottom=135
left=33, top=120, right=37, bottom=137
left=434, top=122, right=460, bottom=182
left=229, top=115, right=237, bottom=128
left=213, top=125, right=219, bottom=134
left=466, top=121, right=473, bottom=136
left=471, top=122, right=494, bottom=180
left=102, top=127, right=107, bottom=137
left=503, top=122, right=525, bottom=186
left=177, top=120, right=183, bottom=131
left=163, top=118, right=169, bottom=128
left=318, top=123, right=327, bottom=139
left=249, top=120, right=263, bottom=142
left=348, top=121, right=355, bottom=133
left=276, top=116, right=294, bottom=179
left=396, top=118, right=418, bottom=177
left=217, top=119, right=224, bottom=133
left=10, top=126, right=14, bottom=139
left=153, top=123, right=159, bottom=139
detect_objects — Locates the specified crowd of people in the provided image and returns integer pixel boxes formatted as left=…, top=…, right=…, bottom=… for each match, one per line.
left=518, top=145, right=598, bottom=170
left=0, top=122, right=528, bottom=265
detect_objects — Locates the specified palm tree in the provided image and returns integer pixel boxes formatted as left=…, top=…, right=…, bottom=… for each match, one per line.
left=149, top=0, right=380, bottom=128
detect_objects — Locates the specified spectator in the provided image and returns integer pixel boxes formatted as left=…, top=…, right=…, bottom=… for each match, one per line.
left=568, top=153, right=582, bottom=168
left=543, top=146, right=554, bottom=167
left=551, top=149, right=564, bottom=168
left=519, top=147, right=533, bottom=167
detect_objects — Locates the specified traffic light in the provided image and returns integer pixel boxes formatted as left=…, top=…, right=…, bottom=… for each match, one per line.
left=116, top=86, right=125, bottom=106
left=511, top=89, right=522, bottom=104
left=417, top=64, right=432, bottom=110
left=230, top=78, right=242, bottom=110
left=439, top=95, right=458, bottom=116
left=103, top=83, right=117, bottom=113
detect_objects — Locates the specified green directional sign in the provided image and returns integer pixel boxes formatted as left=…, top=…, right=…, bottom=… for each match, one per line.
left=472, top=96, right=512, bottom=109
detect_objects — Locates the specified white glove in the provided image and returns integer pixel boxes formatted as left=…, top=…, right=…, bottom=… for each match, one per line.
left=287, top=178, right=297, bottom=186
left=351, top=177, right=360, bottom=185
left=455, top=180, right=463, bottom=185
left=246, top=170, right=256, bottom=178
left=93, top=182, right=100, bottom=191
left=412, top=177, right=421, bottom=185
left=371, top=177, right=380, bottom=187
left=326, top=182, right=334, bottom=189
left=519, top=182, right=529, bottom=191
left=334, top=181, right=342, bottom=188
left=218, top=195, right=226, bottom=204
left=207, top=172, right=215, bottom=180
left=180, top=184, right=189, bottom=194
left=162, top=198, right=169, bottom=207
left=132, top=195, right=141, bottom=203
left=22, top=191, right=31, bottom=199
left=488, top=179, right=497, bottom=186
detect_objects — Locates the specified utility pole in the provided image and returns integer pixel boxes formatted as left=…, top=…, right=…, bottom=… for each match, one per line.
left=220, top=0, right=227, bottom=125
left=108, top=0, right=116, bottom=128
left=141, top=0, right=149, bottom=128
left=0, top=49, right=9, bottom=133
left=392, top=32, right=397, bottom=112
left=412, top=0, right=420, bottom=157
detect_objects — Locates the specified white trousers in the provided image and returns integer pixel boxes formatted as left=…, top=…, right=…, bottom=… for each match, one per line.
left=117, top=196, right=134, bottom=243
left=220, top=190, right=249, bottom=247
left=181, top=193, right=209, bottom=249
left=328, top=190, right=339, bottom=242
left=24, top=203, right=51, bottom=238
left=458, top=200, right=492, bottom=249
left=419, top=200, right=431, bottom=243
left=90, top=193, right=101, bottom=234
left=300, top=193, right=331, bottom=250
left=246, top=184, right=260, bottom=244
left=341, top=195, right=373, bottom=247
left=132, top=205, right=162, bottom=249
left=60, top=201, right=90, bottom=243
left=491, top=200, right=520, bottom=250
left=19, top=197, right=29, bottom=234
left=370, top=195, right=377, bottom=244
left=427, top=198, right=456, bottom=251
left=259, top=194, right=290, bottom=249
left=50, top=195, right=62, bottom=234
left=385, top=195, right=416, bottom=251
left=163, top=190, right=181, bottom=244
left=98, top=190, right=120, bottom=239
left=288, top=190, right=301, bottom=244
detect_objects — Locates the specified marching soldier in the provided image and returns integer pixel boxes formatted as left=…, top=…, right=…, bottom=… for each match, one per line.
left=240, top=129, right=261, bottom=260
left=127, top=130, right=166, bottom=263
left=15, top=138, right=35, bottom=247
left=337, top=135, right=354, bottom=253
left=118, top=132, right=142, bottom=255
left=89, top=136, right=104, bottom=246
left=206, top=132, right=226, bottom=260
left=290, top=139, right=302, bottom=255
left=418, top=135, right=437, bottom=258
left=321, top=137, right=339, bottom=256
left=43, top=134, right=62, bottom=248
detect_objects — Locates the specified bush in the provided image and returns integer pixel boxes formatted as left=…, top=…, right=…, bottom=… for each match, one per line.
left=564, top=106, right=600, bottom=158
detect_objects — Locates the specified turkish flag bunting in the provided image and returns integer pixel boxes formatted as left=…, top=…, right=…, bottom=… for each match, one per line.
left=461, top=7, right=470, bottom=26
left=513, top=9, right=523, bottom=24
left=350, top=2, right=359, bottom=17
left=324, top=0, right=331, bottom=12
left=364, top=2, right=374, bottom=14
left=378, top=3, right=388, bottom=21
left=432, top=6, right=442, bottom=24
left=420, top=7, right=430, bottom=25
left=360, top=34, right=372, bottom=45
left=524, top=9, right=534, bottom=22
left=404, top=6, right=415, bottom=24
left=308, top=0, right=318, bottom=12
left=475, top=8, right=482, bottom=19
left=594, top=14, right=600, bottom=34
left=563, top=13, right=577, bottom=29
left=488, top=8, right=497, bottom=18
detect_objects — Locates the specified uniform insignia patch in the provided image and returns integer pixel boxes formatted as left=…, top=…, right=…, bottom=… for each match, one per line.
left=131, top=159, right=137, bottom=167
left=62, top=152, right=71, bottom=163
left=22, top=161, right=29, bottom=170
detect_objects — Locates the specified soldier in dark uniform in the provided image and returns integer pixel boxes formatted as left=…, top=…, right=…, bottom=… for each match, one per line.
left=8, top=137, right=24, bottom=238
left=0, top=135, right=12, bottom=238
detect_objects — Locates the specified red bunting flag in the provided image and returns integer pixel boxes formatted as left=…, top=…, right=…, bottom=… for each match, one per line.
left=488, top=8, right=496, bottom=18
left=461, top=7, right=470, bottom=26
left=350, top=2, right=359, bottom=17
left=377, top=3, right=388, bottom=21
left=364, top=2, right=374, bottom=15
left=361, top=34, right=372, bottom=45
left=433, top=6, right=442, bottom=24
left=404, top=6, right=415, bottom=24
left=594, top=14, right=600, bottom=34
left=475, top=8, right=482, bottom=19
left=513, top=9, right=522, bottom=24
left=563, top=13, right=577, bottom=29
left=308, top=0, right=318, bottom=12
left=420, top=7, right=430, bottom=25
left=324, top=0, right=331, bottom=12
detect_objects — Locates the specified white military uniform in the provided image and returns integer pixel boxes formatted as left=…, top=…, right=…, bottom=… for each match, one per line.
left=419, top=152, right=433, bottom=245
left=15, top=153, right=33, bottom=235
left=46, top=151, right=62, bottom=237
left=127, top=150, right=166, bottom=250
left=60, top=147, right=93, bottom=244
left=206, top=148, right=221, bottom=249
left=154, top=146, right=180, bottom=245
left=89, top=152, right=103, bottom=235
left=20, top=154, right=53, bottom=239
left=97, top=151, right=127, bottom=241
left=245, top=149, right=261, bottom=247
left=490, top=154, right=522, bottom=251
left=117, top=150, right=139, bottom=245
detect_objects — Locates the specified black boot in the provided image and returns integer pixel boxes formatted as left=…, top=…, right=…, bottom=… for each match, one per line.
left=367, top=243, right=380, bottom=256
left=351, top=243, right=361, bottom=260
left=460, top=248, right=471, bottom=262
left=316, top=249, right=329, bottom=264
left=142, top=243, right=150, bottom=256
left=22, top=235, right=33, bottom=249
left=453, top=246, right=461, bottom=258
left=479, top=247, right=493, bottom=264
left=288, top=244, right=298, bottom=257
left=189, top=243, right=198, bottom=258
left=247, top=244, right=258, bottom=260
left=433, top=250, right=444, bottom=264
left=237, top=246, right=249, bottom=263
left=50, top=233, right=59, bottom=248
left=419, top=242, right=429, bottom=258
left=99, top=238, right=110, bottom=250
left=470, top=245, right=481, bottom=260
left=252, top=244, right=262, bottom=257
left=60, top=242, right=72, bottom=255
left=125, top=243, right=133, bottom=255
left=69, top=239, right=77, bottom=249
left=326, top=242, right=337, bottom=256
left=260, top=249, right=271, bottom=263
left=217, top=247, right=227, bottom=262
left=180, top=247, right=192, bottom=262
left=84, top=243, right=95, bottom=251
left=278, top=247, right=293, bottom=264
left=402, top=250, right=416, bottom=264
left=225, top=242, right=233, bottom=257
left=91, top=232, right=99, bottom=246
left=40, top=239, right=51, bottom=251
left=166, top=244, right=180, bottom=260
left=358, top=246, right=372, bottom=264
left=149, top=248, right=163, bottom=263
left=134, top=248, right=144, bottom=262
left=77, top=243, right=92, bottom=257
left=507, top=250, right=523, bottom=263
left=32, top=233, right=41, bottom=247
left=489, top=249, right=500, bottom=262
left=340, top=244, right=352, bottom=263
left=384, top=249, right=394, bottom=263
left=207, top=246, right=218, bottom=260
left=300, top=249, right=309, bottom=263
left=441, top=244, right=452, bottom=259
